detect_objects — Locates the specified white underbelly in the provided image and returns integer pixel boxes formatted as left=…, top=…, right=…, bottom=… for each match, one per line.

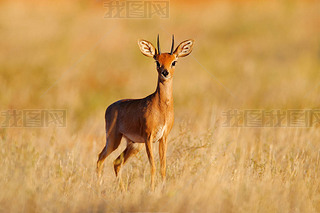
left=122, top=125, right=167, bottom=143
left=123, top=133, right=145, bottom=143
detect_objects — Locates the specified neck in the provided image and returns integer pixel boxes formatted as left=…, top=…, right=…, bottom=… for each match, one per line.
left=154, top=77, right=173, bottom=107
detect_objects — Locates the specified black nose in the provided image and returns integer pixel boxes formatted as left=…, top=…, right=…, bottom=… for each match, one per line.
left=162, top=70, right=169, bottom=77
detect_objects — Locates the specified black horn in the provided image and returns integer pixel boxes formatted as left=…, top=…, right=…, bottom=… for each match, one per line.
left=157, top=34, right=161, bottom=54
left=170, top=34, right=174, bottom=55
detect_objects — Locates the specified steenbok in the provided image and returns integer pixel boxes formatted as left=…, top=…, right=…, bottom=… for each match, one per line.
left=97, top=35, right=194, bottom=190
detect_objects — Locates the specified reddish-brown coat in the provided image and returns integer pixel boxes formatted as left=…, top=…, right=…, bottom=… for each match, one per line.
left=97, top=37, right=194, bottom=190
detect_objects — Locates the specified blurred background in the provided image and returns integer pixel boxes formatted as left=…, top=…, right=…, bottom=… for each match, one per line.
left=0, top=0, right=320, bottom=212
left=1, top=0, right=319, bottom=130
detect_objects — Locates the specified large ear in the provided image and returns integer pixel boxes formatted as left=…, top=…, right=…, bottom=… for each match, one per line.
left=173, top=39, right=194, bottom=57
left=138, top=40, right=156, bottom=57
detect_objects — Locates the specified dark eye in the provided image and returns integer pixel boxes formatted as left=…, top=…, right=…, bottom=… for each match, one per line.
left=156, top=61, right=160, bottom=68
left=172, top=61, right=176, bottom=67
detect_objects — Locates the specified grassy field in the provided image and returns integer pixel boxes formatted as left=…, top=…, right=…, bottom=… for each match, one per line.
left=1, top=0, right=320, bottom=212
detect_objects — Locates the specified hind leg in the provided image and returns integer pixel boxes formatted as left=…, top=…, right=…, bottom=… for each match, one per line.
left=114, top=140, right=143, bottom=177
left=96, top=131, right=122, bottom=178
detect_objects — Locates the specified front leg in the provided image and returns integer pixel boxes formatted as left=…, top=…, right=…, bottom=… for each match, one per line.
left=145, top=136, right=156, bottom=191
left=159, top=137, right=167, bottom=182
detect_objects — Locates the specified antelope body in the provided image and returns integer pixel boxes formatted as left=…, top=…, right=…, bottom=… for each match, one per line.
left=96, top=35, right=194, bottom=190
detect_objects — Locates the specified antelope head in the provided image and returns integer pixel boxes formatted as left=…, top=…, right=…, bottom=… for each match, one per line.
left=138, top=35, right=194, bottom=82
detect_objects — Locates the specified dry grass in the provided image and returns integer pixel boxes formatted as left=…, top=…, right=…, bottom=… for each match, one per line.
left=1, top=0, right=320, bottom=212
